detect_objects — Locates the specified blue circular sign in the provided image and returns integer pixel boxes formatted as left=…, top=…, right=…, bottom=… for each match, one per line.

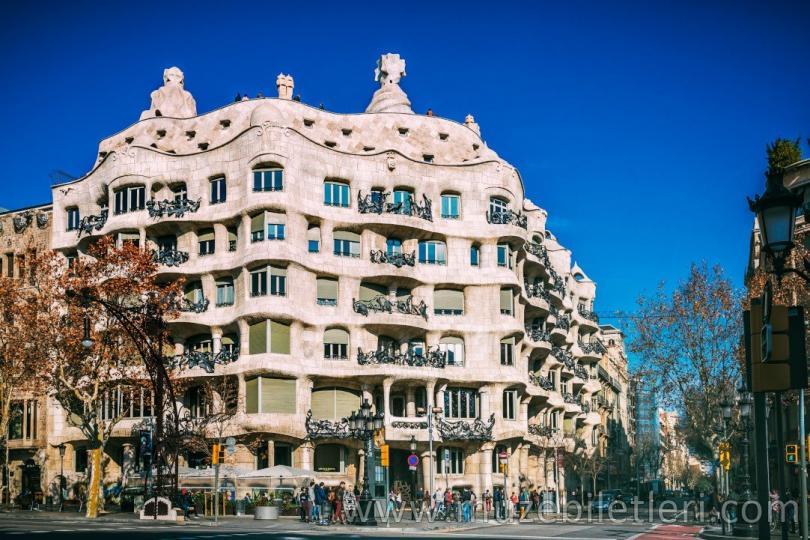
left=407, top=453, right=419, bottom=467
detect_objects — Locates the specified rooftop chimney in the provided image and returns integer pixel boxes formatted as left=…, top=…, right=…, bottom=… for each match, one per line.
left=464, top=114, right=480, bottom=136
left=276, top=74, right=294, bottom=100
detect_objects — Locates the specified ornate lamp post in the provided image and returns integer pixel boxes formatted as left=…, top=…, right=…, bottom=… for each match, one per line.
left=749, top=173, right=805, bottom=279
left=733, top=389, right=756, bottom=538
left=409, top=435, right=418, bottom=516
left=57, top=443, right=66, bottom=511
left=719, top=399, right=732, bottom=498
left=348, top=399, right=384, bottom=525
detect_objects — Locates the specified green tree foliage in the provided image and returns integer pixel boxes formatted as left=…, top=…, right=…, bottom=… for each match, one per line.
left=766, top=138, right=802, bottom=175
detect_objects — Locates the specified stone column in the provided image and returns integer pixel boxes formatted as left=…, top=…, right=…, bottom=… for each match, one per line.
left=382, top=378, right=393, bottom=425
left=174, top=338, right=185, bottom=356
left=357, top=449, right=366, bottom=487
left=237, top=373, right=246, bottom=414
left=426, top=380, right=437, bottom=408
left=479, top=443, right=494, bottom=497
left=406, top=386, right=416, bottom=417
left=211, top=326, right=223, bottom=353
left=519, top=444, right=529, bottom=486
left=299, top=441, right=314, bottom=471
left=213, top=222, right=228, bottom=253
left=266, top=440, right=275, bottom=468
left=240, top=214, right=251, bottom=251
left=479, top=387, right=490, bottom=419
left=421, top=450, right=434, bottom=495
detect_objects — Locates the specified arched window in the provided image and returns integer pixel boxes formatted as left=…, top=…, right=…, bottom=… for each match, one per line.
left=392, top=187, right=414, bottom=215
left=216, top=277, right=234, bottom=307
left=500, top=336, right=515, bottom=366
left=316, top=277, right=338, bottom=306
left=314, top=444, right=347, bottom=472
left=500, top=288, right=513, bottom=316
left=187, top=334, right=212, bottom=354
left=437, top=447, right=464, bottom=474
left=439, top=336, right=464, bottom=366
left=113, top=184, right=145, bottom=215
left=489, top=196, right=509, bottom=218
left=502, top=388, right=518, bottom=420
left=470, top=243, right=480, bottom=266
left=171, top=182, right=188, bottom=201
left=434, top=289, right=463, bottom=315
left=184, top=281, right=204, bottom=304
left=440, top=192, right=460, bottom=219
left=386, top=238, right=402, bottom=255
left=311, top=387, right=360, bottom=421
left=198, top=228, right=215, bottom=256
left=308, top=225, right=321, bottom=253
left=324, top=328, right=349, bottom=360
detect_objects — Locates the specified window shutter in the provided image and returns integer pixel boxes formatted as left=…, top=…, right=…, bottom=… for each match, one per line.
left=500, top=289, right=513, bottom=312
left=317, top=278, right=338, bottom=299
left=359, top=282, right=387, bottom=301
left=261, top=378, right=296, bottom=414
left=270, top=320, right=290, bottom=354
left=249, top=320, right=267, bottom=354
left=270, top=264, right=287, bottom=277
left=333, top=230, right=360, bottom=242
left=222, top=334, right=236, bottom=347
left=184, top=283, right=202, bottom=301
left=324, top=328, right=349, bottom=345
left=246, top=377, right=259, bottom=414
left=307, top=226, right=321, bottom=241
left=311, top=389, right=333, bottom=419
left=198, top=229, right=215, bottom=242
left=251, top=214, right=265, bottom=233
left=434, top=289, right=463, bottom=311
left=334, top=388, right=360, bottom=419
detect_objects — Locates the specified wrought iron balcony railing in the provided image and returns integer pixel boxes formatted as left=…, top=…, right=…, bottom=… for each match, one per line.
left=369, top=249, right=416, bottom=268
left=578, top=305, right=600, bottom=323
left=152, top=249, right=189, bottom=267
left=573, top=365, right=588, bottom=379
left=146, top=198, right=201, bottom=218
left=524, top=282, right=551, bottom=302
left=317, top=298, right=338, bottom=306
left=486, top=209, right=527, bottom=229
left=578, top=338, right=607, bottom=355
left=171, top=346, right=240, bottom=374
left=552, top=346, right=575, bottom=369
left=76, top=210, right=109, bottom=237
left=391, top=420, right=429, bottom=429
left=357, top=346, right=446, bottom=368
left=525, top=327, right=551, bottom=343
left=562, top=392, right=579, bottom=405
left=178, top=297, right=209, bottom=313
left=523, top=241, right=548, bottom=261
left=529, top=372, right=554, bottom=390
left=436, top=414, right=495, bottom=441
left=305, top=410, right=352, bottom=439
left=229, top=240, right=237, bottom=252
left=528, top=424, right=557, bottom=437
left=555, top=314, right=571, bottom=332
left=357, top=191, right=433, bottom=221
left=352, top=294, right=428, bottom=321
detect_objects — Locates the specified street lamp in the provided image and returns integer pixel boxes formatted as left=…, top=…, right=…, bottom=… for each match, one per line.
left=56, top=443, right=66, bottom=511
left=733, top=389, right=756, bottom=538
left=718, top=398, right=732, bottom=498
left=409, top=435, right=417, bottom=515
left=417, top=405, right=443, bottom=501
left=749, top=172, right=805, bottom=278
left=81, top=315, right=94, bottom=349
left=347, top=399, right=383, bottom=525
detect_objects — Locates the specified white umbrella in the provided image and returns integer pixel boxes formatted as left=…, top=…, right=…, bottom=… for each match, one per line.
left=238, top=465, right=313, bottom=489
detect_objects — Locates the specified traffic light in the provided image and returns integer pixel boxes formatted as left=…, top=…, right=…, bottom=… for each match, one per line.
left=718, top=442, right=731, bottom=471
left=212, top=443, right=221, bottom=464
left=380, top=444, right=390, bottom=467
left=786, top=444, right=798, bottom=464
left=747, top=300, right=808, bottom=392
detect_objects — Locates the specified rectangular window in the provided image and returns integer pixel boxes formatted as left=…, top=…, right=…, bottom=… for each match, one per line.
left=251, top=214, right=265, bottom=242
left=500, top=288, right=513, bottom=316
left=251, top=269, right=267, bottom=297
left=418, top=241, right=446, bottom=265
left=470, top=245, right=479, bottom=266
left=270, top=320, right=291, bottom=354
left=246, top=376, right=296, bottom=414
left=497, top=243, right=511, bottom=268
left=66, top=208, right=80, bottom=231
left=253, top=169, right=284, bottom=192
left=269, top=266, right=286, bottom=296
left=198, top=230, right=215, bottom=256
left=308, top=240, right=320, bottom=253
left=317, top=277, right=338, bottom=306
left=267, top=223, right=285, bottom=240
left=228, top=228, right=238, bottom=252
left=500, top=337, right=514, bottom=366
left=444, top=388, right=478, bottom=419
left=503, top=390, right=518, bottom=420
left=172, top=185, right=188, bottom=202
left=392, top=189, right=413, bottom=214
left=216, top=279, right=234, bottom=306
left=441, top=194, right=460, bottom=219
left=324, top=342, right=348, bottom=360
left=114, top=185, right=145, bottom=214
left=249, top=320, right=268, bottom=354
left=75, top=447, right=88, bottom=473
left=333, top=231, right=360, bottom=258
left=210, top=177, right=227, bottom=204
left=439, top=447, right=465, bottom=475
left=324, top=181, right=350, bottom=207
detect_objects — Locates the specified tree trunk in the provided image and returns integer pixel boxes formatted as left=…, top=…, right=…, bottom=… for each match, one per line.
left=86, top=440, right=102, bottom=518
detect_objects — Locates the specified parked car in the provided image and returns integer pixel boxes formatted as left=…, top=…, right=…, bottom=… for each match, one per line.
left=591, top=494, right=613, bottom=512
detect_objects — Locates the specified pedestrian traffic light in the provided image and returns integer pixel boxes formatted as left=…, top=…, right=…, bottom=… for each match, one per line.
left=786, top=444, right=798, bottom=463
left=380, top=444, right=390, bottom=467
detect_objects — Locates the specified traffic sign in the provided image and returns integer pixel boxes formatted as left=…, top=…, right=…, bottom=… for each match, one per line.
left=407, top=453, right=419, bottom=471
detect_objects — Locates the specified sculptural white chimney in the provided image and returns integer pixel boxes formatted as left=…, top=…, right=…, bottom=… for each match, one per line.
left=276, top=74, right=294, bottom=100
left=464, top=114, right=481, bottom=136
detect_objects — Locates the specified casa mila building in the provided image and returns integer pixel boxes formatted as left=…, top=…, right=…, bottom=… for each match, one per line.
left=36, top=54, right=627, bottom=504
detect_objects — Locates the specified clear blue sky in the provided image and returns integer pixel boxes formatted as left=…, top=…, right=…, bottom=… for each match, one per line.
left=2, top=0, right=809, bottom=321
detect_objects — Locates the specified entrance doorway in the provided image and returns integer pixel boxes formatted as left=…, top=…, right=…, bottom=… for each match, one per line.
left=390, top=449, right=417, bottom=501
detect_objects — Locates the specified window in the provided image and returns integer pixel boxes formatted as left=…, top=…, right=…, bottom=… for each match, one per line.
left=418, top=240, right=446, bottom=265
left=308, top=225, right=321, bottom=253
left=548, top=370, right=557, bottom=389
left=198, top=229, right=215, bottom=255
left=65, top=252, right=77, bottom=268
left=503, top=389, right=518, bottom=420
left=250, top=265, right=286, bottom=297
left=248, top=319, right=290, bottom=354
left=314, top=444, right=347, bottom=473
left=216, top=277, right=235, bottom=306
left=172, top=184, right=188, bottom=201
left=113, top=185, right=145, bottom=214
left=324, top=181, right=350, bottom=207
left=275, top=444, right=292, bottom=467
left=253, top=168, right=284, bottom=192
left=184, top=281, right=204, bottom=304
left=74, top=446, right=88, bottom=473
left=333, top=231, right=360, bottom=257
left=100, top=387, right=154, bottom=420
left=500, top=337, right=515, bottom=366
left=155, top=235, right=177, bottom=252
left=434, top=289, right=464, bottom=316
left=221, top=334, right=238, bottom=356
left=392, top=188, right=413, bottom=214
left=439, top=336, right=464, bottom=366
left=324, top=328, right=349, bottom=359
left=470, top=244, right=480, bottom=266
left=489, top=196, right=509, bottom=217
left=251, top=214, right=265, bottom=242
left=500, top=288, right=513, bottom=316
left=438, top=447, right=464, bottom=474
left=188, top=335, right=213, bottom=354
left=245, top=377, right=296, bottom=414
left=497, top=243, right=512, bottom=268
left=441, top=194, right=460, bottom=219
left=391, top=395, right=406, bottom=417
left=386, top=238, right=402, bottom=256
left=184, top=386, right=209, bottom=418
left=592, top=428, right=599, bottom=445
left=317, top=277, right=338, bottom=306
left=5, top=254, right=13, bottom=278
left=250, top=268, right=267, bottom=297
left=267, top=223, right=285, bottom=240
left=311, top=387, right=361, bottom=420
left=66, top=207, right=80, bottom=231
left=228, top=228, right=238, bottom=251
left=444, top=387, right=478, bottom=419
left=359, top=282, right=388, bottom=302
left=550, top=410, right=559, bottom=429
left=210, top=177, right=226, bottom=204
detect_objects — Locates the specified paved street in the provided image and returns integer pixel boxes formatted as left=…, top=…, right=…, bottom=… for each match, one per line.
left=0, top=512, right=692, bottom=540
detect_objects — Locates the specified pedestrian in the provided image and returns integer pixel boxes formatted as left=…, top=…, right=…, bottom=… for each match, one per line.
left=462, top=489, right=472, bottom=522
left=494, top=487, right=503, bottom=519
left=316, top=482, right=327, bottom=524
left=308, top=481, right=318, bottom=523
left=484, top=489, right=492, bottom=516
left=518, top=489, right=528, bottom=520
left=510, top=491, right=518, bottom=519
left=387, top=489, right=395, bottom=515
left=344, top=485, right=357, bottom=524
left=335, top=482, right=346, bottom=524
left=531, top=489, right=540, bottom=515
left=786, top=490, right=797, bottom=533
left=395, top=489, right=402, bottom=510
left=299, top=486, right=310, bottom=522
left=433, top=488, right=442, bottom=512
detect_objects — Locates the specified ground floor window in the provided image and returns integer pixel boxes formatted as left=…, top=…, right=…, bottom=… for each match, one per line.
left=314, top=444, right=346, bottom=473
left=438, top=447, right=464, bottom=474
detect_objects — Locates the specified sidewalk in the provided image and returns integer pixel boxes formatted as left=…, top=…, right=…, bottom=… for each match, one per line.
left=700, top=525, right=804, bottom=540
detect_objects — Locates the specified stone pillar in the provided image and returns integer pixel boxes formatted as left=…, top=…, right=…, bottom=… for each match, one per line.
left=519, top=444, right=529, bottom=485
left=361, top=384, right=374, bottom=410
left=213, top=222, right=228, bottom=253
left=122, top=443, right=135, bottom=486
left=211, top=326, right=223, bottom=353
left=479, top=387, right=490, bottom=419
left=406, top=386, right=416, bottom=417
left=421, top=450, right=434, bottom=495
left=174, top=338, right=185, bottom=356
left=382, top=379, right=393, bottom=425
left=300, top=441, right=314, bottom=471
left=426, top=380, right=437, bottom=408
left=479, top=443, right=494, bottom=496
left=266, top=440, right=275, bottom=468
left=241, top=213, right=251, bottom=250
left=357, top=449, right=366, bottom=487
left=237, top=373, right=246, bottom=414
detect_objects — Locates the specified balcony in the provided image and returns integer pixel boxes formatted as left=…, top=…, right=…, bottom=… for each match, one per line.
left=352, top=294, right=428, bottom=321
left=357, top=191, right=433, bottom=221
left=486, top=209, right=527, bottom=229
left=562, top=392, right=580, bottom=406
left=529, top=372, right=554, bottom=390
left=578, top=305, right=600, bottom=323
left=523, top=241, right=548, bottom=262
left=229, top=240, right=237, bottom=252
left=436, top=414, right=495, bottom=441
left=525, top=327, right=551, bottom=343
left=357, top=347, right=446, bottom=368
left=153, top=249, right=189, bottom=267
left=528, top=424, right=557, bottom=438
left=317, top=298, right=338, bottom=307
left=524, top=282, right=551, bottom=303
left=171, top=346, right=240, bottom=373
left=305, top=410, right=351, bottom=439
left=369, top=249, right=416, bottom=268
left=573, top=365, right=588, bottom=380
left=146, top=198, right=201, bottom=218
left=552, top=346, right=575, bottom=370
left=578, top=338, right=606, bottom=357
left=76, top=209, right=108, bottom=237
left=178, top=297, right=210, bottom=313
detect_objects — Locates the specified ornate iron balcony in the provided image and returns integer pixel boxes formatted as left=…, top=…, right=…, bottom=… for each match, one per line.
left=357, top=346, right=446, bottom=368
left=317, top=298, right=338, bottom=306
left=524, top=282, right=551, bottom=302
left=528, top=424, right=557, bottom=437
left=578, top=305, right=600, bottom=323
left=76, top=210, right=109, bottom=237
left=529, top=372, right=554, bottom=390
left=547, top=267, right=566, bottom=295
left=525, top=327, right=551, bottom=343
left=352, top=294, right=428, bottom=321
left=369, top=249, right=416, bottom=268
left=562, top=392, right=579, bottom=405
left=436, top=414, right=495, bottom=441
left=228, top=240, right=237, bottom=252
left=146, top=198, right=201, bottom=218
left=391, top=420, right=429, bottom=429
left=178, top=297, right=209, bottom=313
left=486, top=209, right=527, bottom=229
left=578, top=338, right=606, bottom=355
left=552, top=346, right=575, bottom=369
left=523, top=241, right=548, bottom=261
left=305, top=410, right=352, bottom=439
left=357, top=191, right=433, bottom=221
left=171, top=346, right=240, bottom=374
left=152, top=249, right=189, bottom=267
left=581, top=402, right=591, bottom=414
left=574, top=365, right=588, bottom=379
left=555, top=315, right=571, bottom=332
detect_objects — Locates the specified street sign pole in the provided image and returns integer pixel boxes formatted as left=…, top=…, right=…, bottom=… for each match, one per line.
left=799, top=390, right=808, bottom=540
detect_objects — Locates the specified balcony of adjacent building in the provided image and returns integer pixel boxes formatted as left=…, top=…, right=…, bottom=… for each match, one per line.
left=575, top=333, right=607, bottom=363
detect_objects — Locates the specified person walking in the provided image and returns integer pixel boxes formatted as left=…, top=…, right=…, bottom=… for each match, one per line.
left=510, top=491, right=518, bottom=519
left=299, top=486, right=311, bottom=523
left=343, top=485, right=357, bottom=524
left=462, top=489, right=472, bottom=522
left=484, top=489, right=492, bottom=516
left=432, top=488, right=442, bottom=513
left=308, top=482, right=318, bottom=523
left=494, top=487, right=503, bottom=519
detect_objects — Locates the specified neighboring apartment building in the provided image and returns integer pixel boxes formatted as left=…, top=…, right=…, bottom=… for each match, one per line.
left=0, top=204, right=52, bottom=503
left=631, top=374, right=662, bottom=492
left=595, top=324, right=631, bottom=491
left=658, top=410, right=689, bottom=491
left=5, top=54, right=628, bottom=505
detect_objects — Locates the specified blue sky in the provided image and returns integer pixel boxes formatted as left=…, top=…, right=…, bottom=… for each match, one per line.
left=2, top=0, right=809, bottom=324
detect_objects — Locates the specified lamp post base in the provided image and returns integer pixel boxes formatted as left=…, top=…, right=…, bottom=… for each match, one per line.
left=731, top=522, right=758, bottom=538
left=357, top=497, right=378, bottom=526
